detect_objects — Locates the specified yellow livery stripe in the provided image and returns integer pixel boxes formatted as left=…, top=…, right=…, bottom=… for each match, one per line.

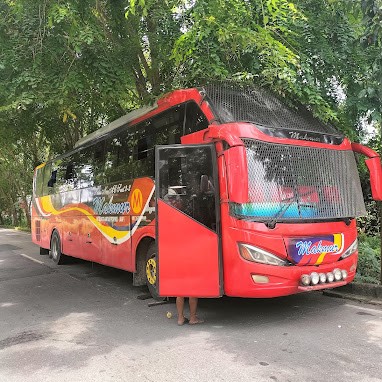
left=315, top=252, right=327, bottom=265
left=38, top=197, right=130, bottom=241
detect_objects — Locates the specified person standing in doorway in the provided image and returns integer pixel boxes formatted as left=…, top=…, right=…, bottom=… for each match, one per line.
left=176, top=297, right=204, bottom=325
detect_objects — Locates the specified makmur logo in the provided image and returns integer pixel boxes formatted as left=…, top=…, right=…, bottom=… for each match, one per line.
left=287, top=234, right=344, bottom=265
left=131, top=189, right=143, bottom=214
left=295, top=240, right=339, bottom=256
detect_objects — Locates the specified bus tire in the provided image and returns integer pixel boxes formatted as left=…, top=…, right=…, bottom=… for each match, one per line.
left=50, top=230, right=67, bottom=265
left=145, top=242, right=163, bottom=300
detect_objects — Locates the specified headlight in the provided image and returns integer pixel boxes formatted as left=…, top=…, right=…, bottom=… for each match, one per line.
left=301, top=274, right=311, bottom=286
left=326, top=272, right=334, bottom=283
left=319, top=273, right=327, bottom=283
left=310, top=272, right=320, bottom=285
left=238, top=243, right=288, bottom=266
left=340, top=239, right=358, bottom=260
left=333, top=268, right=342, bottom=281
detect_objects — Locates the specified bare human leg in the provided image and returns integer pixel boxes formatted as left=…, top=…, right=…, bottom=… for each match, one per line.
left=176, top=297, right=187, bottom=325
left=189, top=297, right=204, bottom=324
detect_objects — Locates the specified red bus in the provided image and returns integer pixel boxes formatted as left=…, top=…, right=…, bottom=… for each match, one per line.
left=31, top=84, right=382, bottom=298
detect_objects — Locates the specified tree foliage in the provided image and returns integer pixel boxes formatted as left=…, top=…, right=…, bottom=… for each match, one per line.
left=0, top=0, right=381, bottom=244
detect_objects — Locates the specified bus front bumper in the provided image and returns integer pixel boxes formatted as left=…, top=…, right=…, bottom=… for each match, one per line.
left=224, top=253, right=357, bottom=298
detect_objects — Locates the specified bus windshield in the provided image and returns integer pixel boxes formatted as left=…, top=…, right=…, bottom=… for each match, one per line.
left=230, top=139, right=366, bottom=222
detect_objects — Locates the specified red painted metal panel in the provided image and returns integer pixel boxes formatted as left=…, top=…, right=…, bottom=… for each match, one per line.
left=207, top=122, right=353, bottom=151
left=220, top=215, right=358, bottom=298
left=224, top=145, right=248, bottom=203
left=157, top=199, right=220, bottom=297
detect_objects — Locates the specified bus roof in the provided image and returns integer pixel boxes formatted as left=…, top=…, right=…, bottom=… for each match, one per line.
left=74, top=102, right=158, bottom=148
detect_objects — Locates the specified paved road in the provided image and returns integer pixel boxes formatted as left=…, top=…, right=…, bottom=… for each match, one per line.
left=0, top=228, right=381, bottom=382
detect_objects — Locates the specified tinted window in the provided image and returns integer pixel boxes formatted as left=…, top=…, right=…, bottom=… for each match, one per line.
left=183, top=102, right=209, bottom=135
left=40, top=103, right=199, bottom=192
left=131, top=122, right=154, bottom=178
left=105, top=130, right=134, bottom=183
left=77, top=142, right=106, bottom=187
left=152, top=105, right=183, bottom=145
left=42, top=163, right=53, bottom=195
left=34, top=167, right=44, bottom=197
left=48, top=159, right=67, bottom=193
left=158, top=145, right=217, bottom=231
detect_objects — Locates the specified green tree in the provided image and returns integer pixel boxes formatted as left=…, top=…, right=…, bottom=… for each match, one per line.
left=0, top=0, right=381, bottom=243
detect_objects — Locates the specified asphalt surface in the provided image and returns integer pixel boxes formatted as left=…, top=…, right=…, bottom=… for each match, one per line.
left=0, top=228, right=381, bottom=382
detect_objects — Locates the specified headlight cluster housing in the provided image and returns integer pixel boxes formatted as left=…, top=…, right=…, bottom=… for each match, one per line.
left=238, top=243, right=288, bottom=266
left=340, top=239, right=358, bottom=260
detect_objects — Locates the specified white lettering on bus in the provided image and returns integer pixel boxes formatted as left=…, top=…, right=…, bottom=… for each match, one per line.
left=96, top=216, right=119, bottom=223
left=93, top=196, right=130, bottom=215
left=288, top=131, right=321, bottom=142
left=103, top=183, right=131, bottom=195
left=295, top=240, right=339, bottom=256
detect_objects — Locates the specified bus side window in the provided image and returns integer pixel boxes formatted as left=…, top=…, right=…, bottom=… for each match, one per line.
left=137, top=136, right=148, bottom=160
left=34, top=167, right=44, bottom=198
left=183, top=102, right=209, bottom=135
left=129, top=122, right=155, bottom=179
left=159, top=146, right=216, bottom=230
left=93, top=141, right=106, bottom=184
left=42, top=163, right=52, bottom=195
left=54, top=159, right=71, bottom=193
left=64, top=154, right=80, bottom=190
left=105, top=131, right=132, bottom=183
left=79, top=141, right=107, bottom=187
left=168, top=157, right=186, bottom=192
left=47, top=170, right=57, bottom=188
left=65, top=163, right=75, bottom=181
left=77, top=148, right=96, bottom=188
left=153, top=106, right=183, bottom=145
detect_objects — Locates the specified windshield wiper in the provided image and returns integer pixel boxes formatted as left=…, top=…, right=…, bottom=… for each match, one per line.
left=265, top=196, right=315, bottom=229
left=265, top=196, right=296, bottom=229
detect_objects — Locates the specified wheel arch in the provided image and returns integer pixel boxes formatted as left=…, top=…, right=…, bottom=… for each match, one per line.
left=133, top=235, right=155, bottom=287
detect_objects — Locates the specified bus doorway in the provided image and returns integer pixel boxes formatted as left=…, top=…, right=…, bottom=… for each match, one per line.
left=155, top=144, right=222, bottom=297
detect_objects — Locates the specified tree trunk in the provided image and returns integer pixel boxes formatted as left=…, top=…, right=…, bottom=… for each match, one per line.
left=11, top=206, right=18, bottom=226
left=18, top=209, right=22, bottom=226
left=22, top=196, right=31, bottom=228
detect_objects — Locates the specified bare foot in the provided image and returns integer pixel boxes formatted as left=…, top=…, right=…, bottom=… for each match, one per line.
left=189, top=318, right=204, bottom=325
left=177, top=318, right=189, bottom=326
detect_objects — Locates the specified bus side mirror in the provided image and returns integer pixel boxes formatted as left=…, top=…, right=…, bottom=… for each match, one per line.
left=352, top=143, right=382, bottom=201
left=224, top=146, right=249, bottom=203
left=365, top=157, right=382, bottom=201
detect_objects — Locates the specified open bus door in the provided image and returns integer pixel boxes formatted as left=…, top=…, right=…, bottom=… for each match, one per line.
left=155, top=144, right=222, bottom=297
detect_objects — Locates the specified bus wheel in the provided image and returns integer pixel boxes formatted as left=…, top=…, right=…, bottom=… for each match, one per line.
left=50, top=231, right=67, bottom=265
left=145, top=243, right=163, bottom=300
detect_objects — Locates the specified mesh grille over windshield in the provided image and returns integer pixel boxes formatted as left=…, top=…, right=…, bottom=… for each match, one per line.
left=231, top=139, right=366, bottom=221
left=204, top=83, right=339, bottom=135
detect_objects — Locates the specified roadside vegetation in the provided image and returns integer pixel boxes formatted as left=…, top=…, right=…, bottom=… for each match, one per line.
left=357, top=234, right=381, bottom=284
left=0, top=0, right=381, bottom=283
